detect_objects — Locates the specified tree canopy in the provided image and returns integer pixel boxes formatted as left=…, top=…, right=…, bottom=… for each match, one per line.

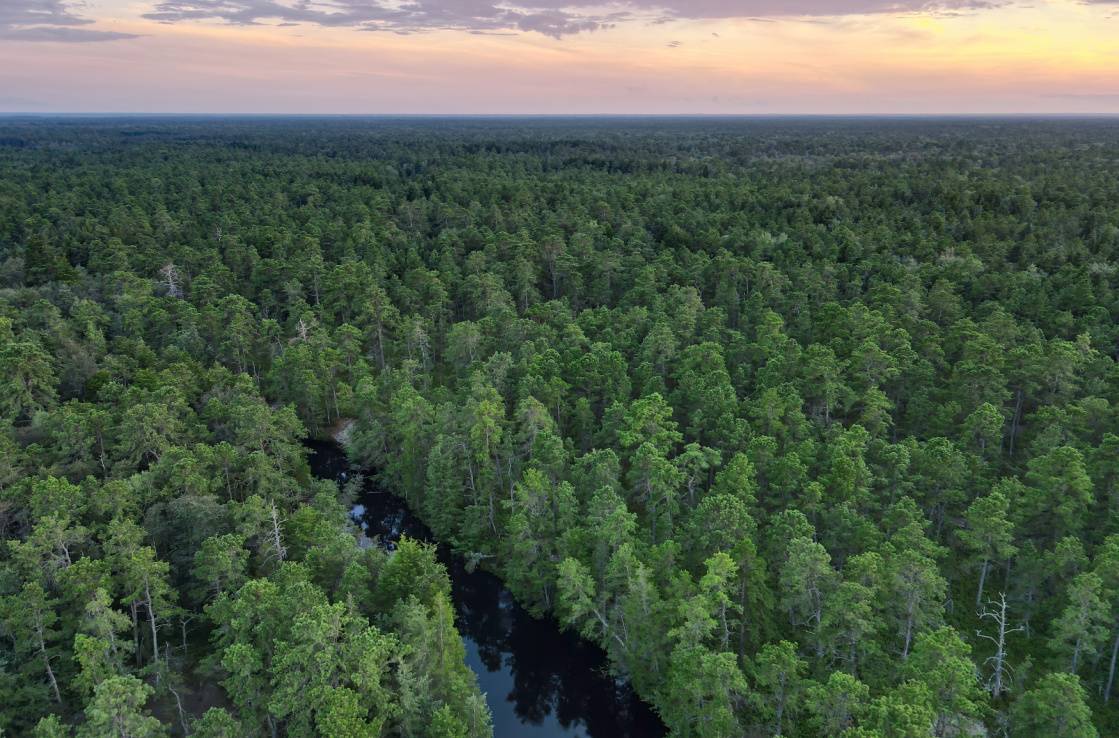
left=3, top=116, right=1119, bottom=735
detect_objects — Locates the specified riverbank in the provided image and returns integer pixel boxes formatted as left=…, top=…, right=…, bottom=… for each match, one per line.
left=307, top=441, right=665, bottom=738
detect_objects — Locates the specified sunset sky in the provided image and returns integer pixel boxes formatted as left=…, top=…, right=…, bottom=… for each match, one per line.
left=3, top=0, right=1119, bottom=113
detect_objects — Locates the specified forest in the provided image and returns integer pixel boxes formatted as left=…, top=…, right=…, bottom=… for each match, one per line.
left=1, top=116, right=1118, bottom=737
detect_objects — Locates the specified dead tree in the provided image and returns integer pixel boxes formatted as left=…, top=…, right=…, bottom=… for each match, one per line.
left=976, top=593, right=1023, bottom=700
left=267, top=502, right=287, bottom=566
left=158, top=263, right=184, bottom=298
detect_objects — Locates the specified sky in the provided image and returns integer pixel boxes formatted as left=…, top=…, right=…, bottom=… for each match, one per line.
left=2, top=0, right=1119, bottom=114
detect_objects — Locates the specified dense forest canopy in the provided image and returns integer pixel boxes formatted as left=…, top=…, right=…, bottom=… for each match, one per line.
left=2, top=116, right=1119, bottom=737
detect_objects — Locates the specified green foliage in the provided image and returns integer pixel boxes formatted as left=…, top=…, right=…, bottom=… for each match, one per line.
left=1011, top=673, right=1098, bottom=738
left=190, top=708, right=242, bottom=738
left=77, top=675, right=166, bottom=738
left=5, top=117, right=1119, bottom=736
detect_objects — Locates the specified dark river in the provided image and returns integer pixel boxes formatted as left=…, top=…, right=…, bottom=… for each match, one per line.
left=307, top=441, right=666, bottom=738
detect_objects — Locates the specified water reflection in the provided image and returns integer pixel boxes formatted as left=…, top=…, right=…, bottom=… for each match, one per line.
left=307, top=441, right=665, bottom=738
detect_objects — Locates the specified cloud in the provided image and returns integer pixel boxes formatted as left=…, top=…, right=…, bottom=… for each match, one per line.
left=142, top=0, right=1010, bottom=38
left=0, top=25, right=139, bottom=41
left=143, top=0, right=612, bottom=37
left=1, top=0, right=138, bottom=41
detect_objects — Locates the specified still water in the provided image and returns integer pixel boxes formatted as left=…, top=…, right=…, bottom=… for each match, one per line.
left=307, top=441, right=666, bottom=738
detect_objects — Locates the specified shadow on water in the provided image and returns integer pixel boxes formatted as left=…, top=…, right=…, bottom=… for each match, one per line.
left=307, top=441, right=666, bottom=738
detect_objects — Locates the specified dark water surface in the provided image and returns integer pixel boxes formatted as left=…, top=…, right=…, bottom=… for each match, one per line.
left=307, top=441, right=666, bottom=738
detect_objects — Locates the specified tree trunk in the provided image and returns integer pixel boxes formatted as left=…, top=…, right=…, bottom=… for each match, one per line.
left=35, top=617, right=62, bottom=704
left=738, top=577, right=750, bottom=657
left=1008, top=388, right=1023, bottom=458
left=145, top=576, right=161, bottom=679
left=170, top=683, right=191, bottom=736
left=97, top=430, right=108, bottom=475
left=976, top=558, right=990, bottom=609
left=376, top=321, right=386, bottom=370
left=131, top=602, right=141, bottom=667
left=1106, top=627, right=1119, bottom=703
left=902, top=611, right=915, bottom=660
left=269, top=503, right=287, bottom=564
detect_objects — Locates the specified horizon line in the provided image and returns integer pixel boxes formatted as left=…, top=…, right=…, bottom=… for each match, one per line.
left=4, top=112, right=1119, bottom=120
